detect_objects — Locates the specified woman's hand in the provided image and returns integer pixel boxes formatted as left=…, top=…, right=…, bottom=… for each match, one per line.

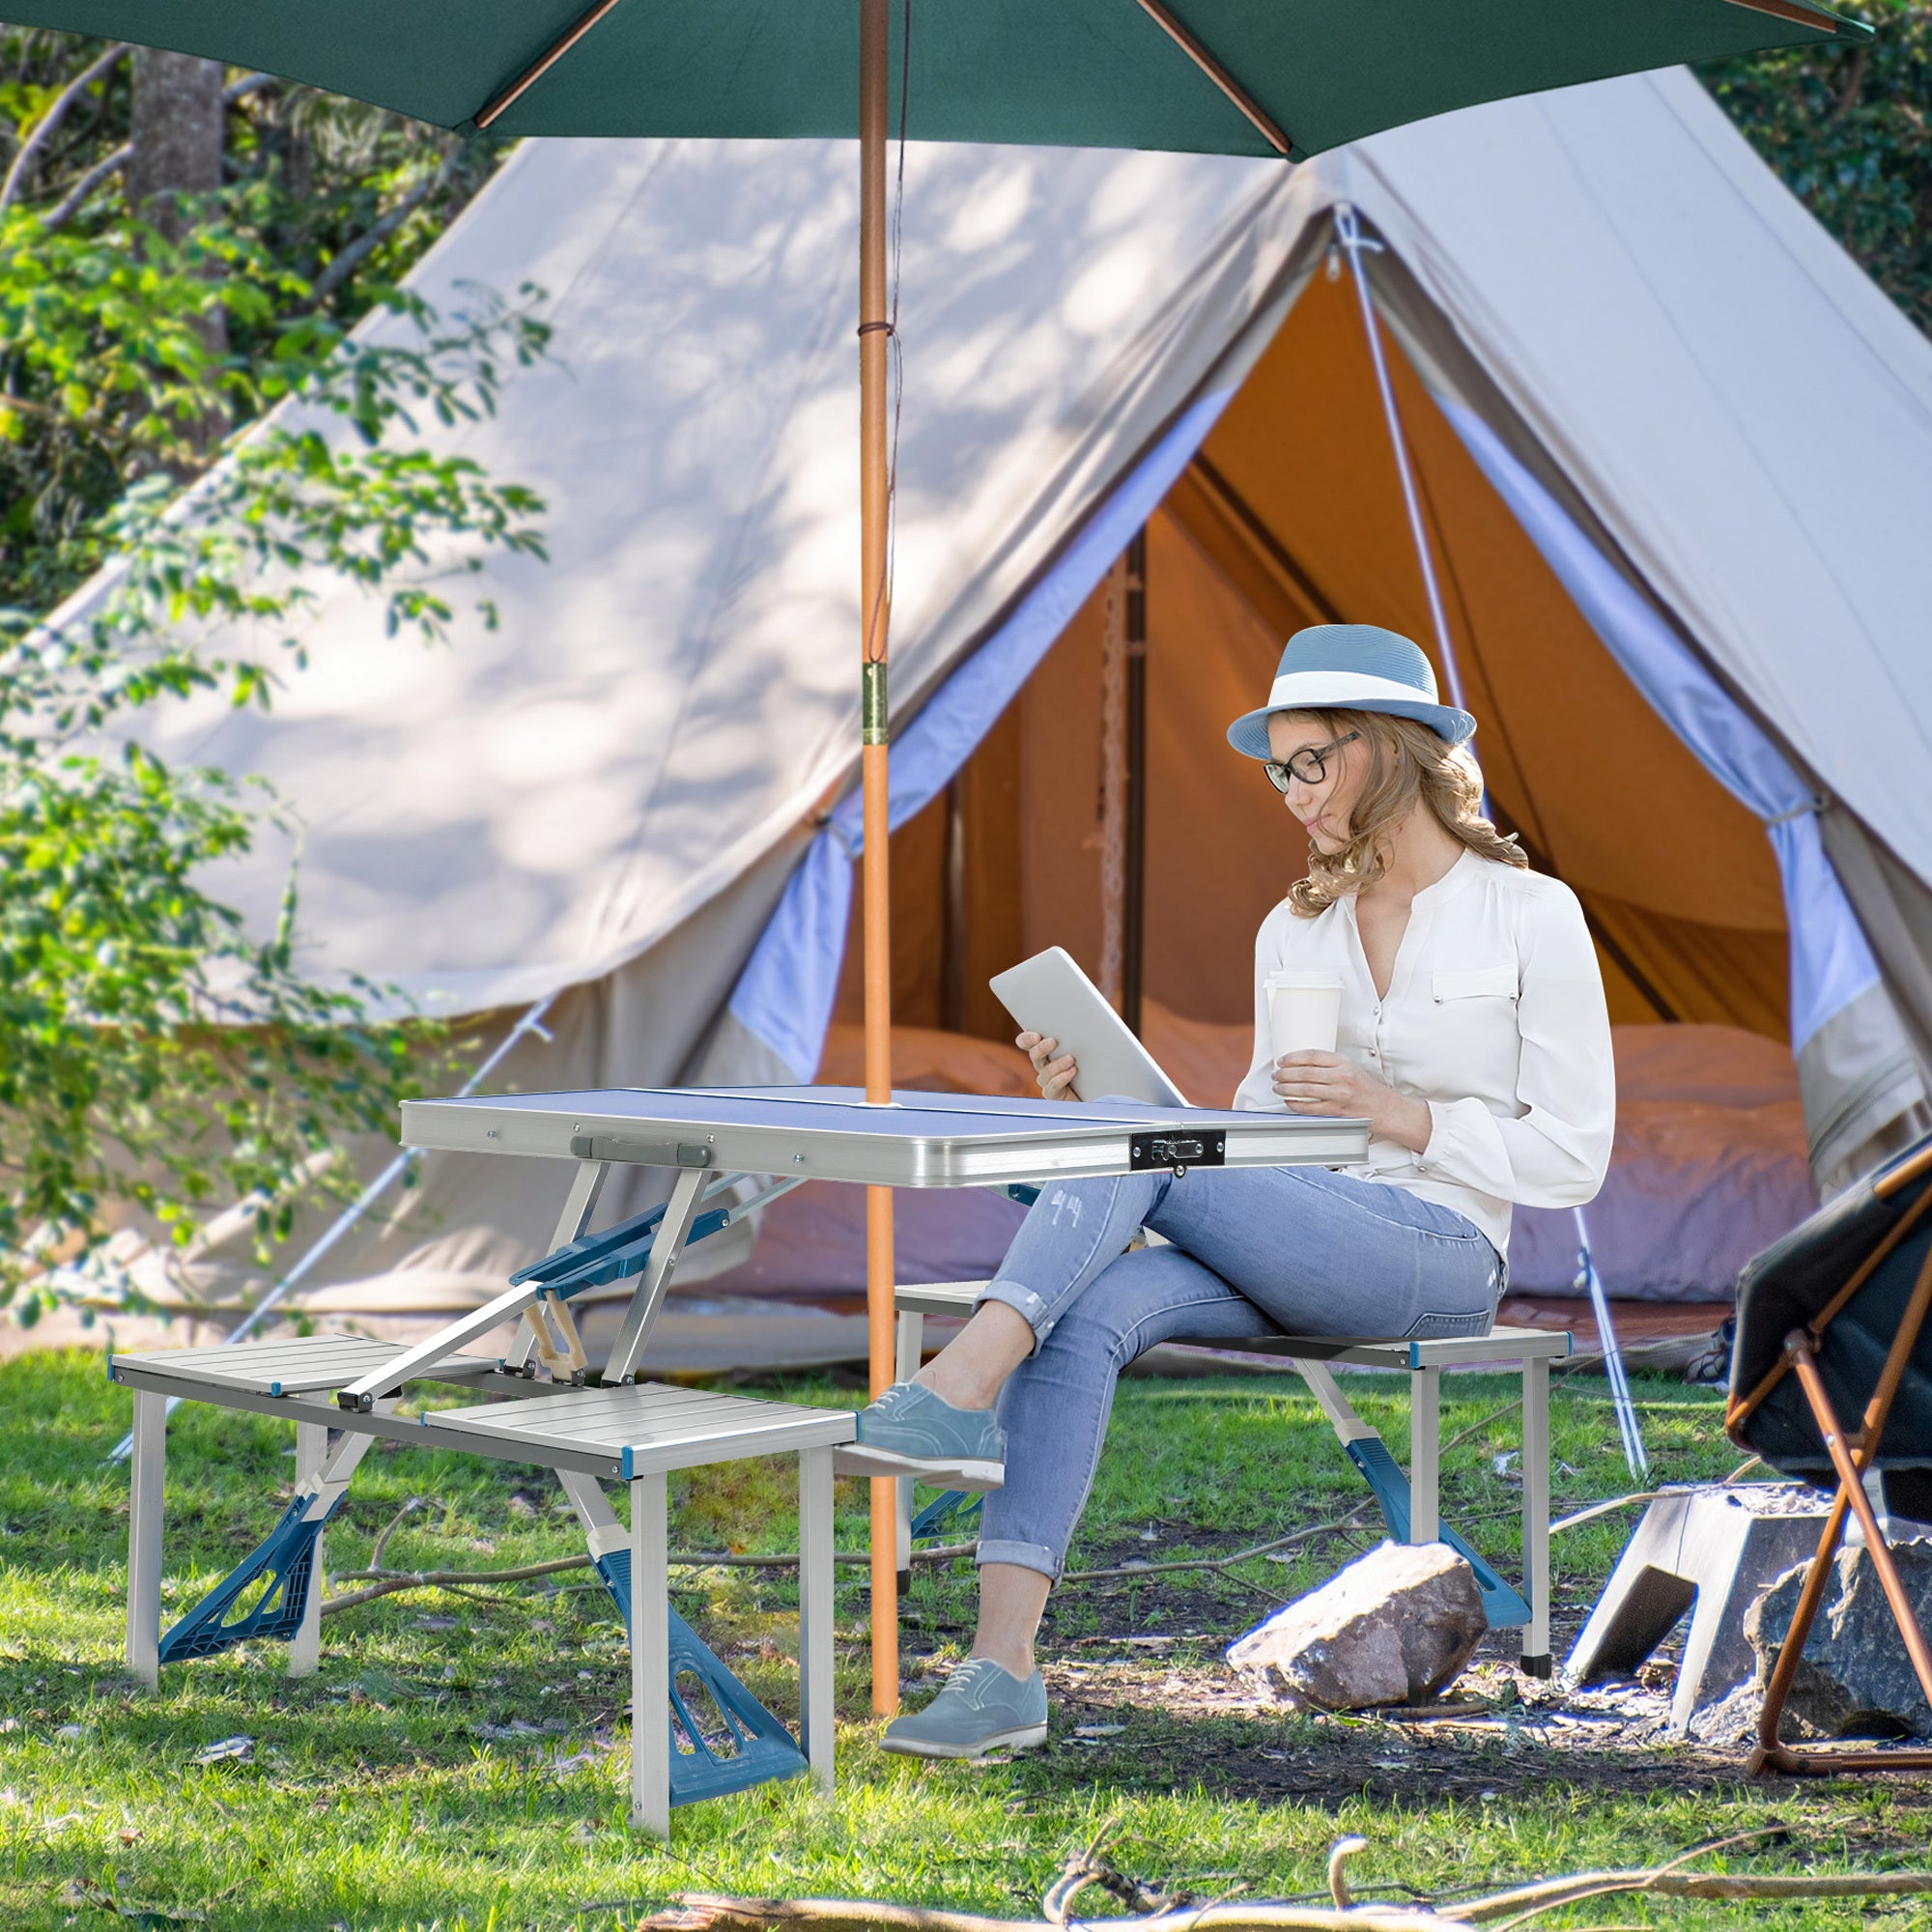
left=1271, top=1050, right=1433, bottom=1153
left=1016, top=1030, right=1078, bottom=1102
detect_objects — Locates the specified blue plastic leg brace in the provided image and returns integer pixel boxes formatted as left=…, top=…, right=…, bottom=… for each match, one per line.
left=909, top=1489, right=981, bottom=1541
left=591, top=1548, right=808, bottom=1805
left=1345, top=1436, right=1531, bottom=1629
left=157, top=1490, right=345, bottom=1664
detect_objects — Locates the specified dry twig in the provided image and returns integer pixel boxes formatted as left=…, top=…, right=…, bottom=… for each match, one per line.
left=1326, top=1839, right=1369, bottom=1910
left=368, top=1494, right=426, bottom=1571
left=1043, top=1817, right=1176, bottom=1924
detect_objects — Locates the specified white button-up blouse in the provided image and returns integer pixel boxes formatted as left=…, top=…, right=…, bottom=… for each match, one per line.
left=1232, top=849, right=1615, bottom=1258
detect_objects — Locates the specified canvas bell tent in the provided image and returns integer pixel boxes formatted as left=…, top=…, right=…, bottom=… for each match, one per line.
left=58, top=65, right=1932, bottom=1326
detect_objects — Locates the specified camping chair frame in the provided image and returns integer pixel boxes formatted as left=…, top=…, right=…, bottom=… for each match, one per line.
left=1726, top=1141, right=1932, bottom=1776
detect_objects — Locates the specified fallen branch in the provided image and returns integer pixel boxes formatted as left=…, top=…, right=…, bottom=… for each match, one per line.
left=640, top=1833, right=1932, bottom=1932
left=1548, top=1492, right=1664, bottom=1537
left=648, top=1894, right=1454, bottom=1932
left=1062, top=1500, right=1375, bottom=1587
left=322, top=1553, right=591, bottom=1615
left=1438, top=1398, right=1527, bottom=1460
left=318, top=1540, right=980, bottom=1617
left=1548, top=1458, right=1772, bottom=1539
left=1450, top=1868, right=1932, bottom=1924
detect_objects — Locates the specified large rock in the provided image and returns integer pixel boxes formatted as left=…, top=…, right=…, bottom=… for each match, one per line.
left=1747, top=1539, right=1932, bottom=1738
left=1228, top=1541, right=1487, bottom=1711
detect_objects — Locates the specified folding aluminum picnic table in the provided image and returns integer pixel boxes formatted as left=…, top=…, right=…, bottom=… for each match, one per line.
left=112, top=1085, right=1366, bottom=1833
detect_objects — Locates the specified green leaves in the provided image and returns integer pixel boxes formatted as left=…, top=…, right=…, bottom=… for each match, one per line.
left=0, top=158, right=547, bottom=1322
left=1705, top=0, right=1932, bottom=336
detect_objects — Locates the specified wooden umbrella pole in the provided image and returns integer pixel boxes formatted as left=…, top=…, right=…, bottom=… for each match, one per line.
left=859, top=0, right=899, bottom=1719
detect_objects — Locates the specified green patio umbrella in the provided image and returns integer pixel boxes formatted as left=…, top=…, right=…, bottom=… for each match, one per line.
left=9, top=0, right=1867, bottom=1711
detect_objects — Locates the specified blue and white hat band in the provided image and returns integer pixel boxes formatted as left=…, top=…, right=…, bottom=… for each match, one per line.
left=1226, top=623, right=1476, bottom=757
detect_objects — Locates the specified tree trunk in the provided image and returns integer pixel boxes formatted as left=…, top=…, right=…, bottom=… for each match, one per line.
left=126, top=49, right=228, bottom=446
left=127, top=49, right=224, bottom=240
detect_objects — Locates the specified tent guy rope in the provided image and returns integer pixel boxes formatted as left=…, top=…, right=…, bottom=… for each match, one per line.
left=1333, top=201, right=1646, bottom=1480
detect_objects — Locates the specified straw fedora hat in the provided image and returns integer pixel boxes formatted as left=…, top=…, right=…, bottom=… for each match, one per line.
left=1226, top=623, right=1476, bottom=757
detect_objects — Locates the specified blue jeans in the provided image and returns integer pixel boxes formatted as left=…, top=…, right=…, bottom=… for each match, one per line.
left=974, top=1164, right=1501, bottom=1580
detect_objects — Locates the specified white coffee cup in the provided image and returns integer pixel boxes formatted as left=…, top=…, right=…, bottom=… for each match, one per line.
left=1266, top=969, right=1343, bottom=1061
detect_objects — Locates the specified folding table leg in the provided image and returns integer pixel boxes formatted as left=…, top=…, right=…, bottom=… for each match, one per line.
left=127, top=1390, right=165, bottom=1691
left=288, top=1422, right=328, bottom=1678
left=1521, top=1353, right=1551, bottom=1675
left=894, top=1310, right=923, bottom=1578
left=629, top=1469, right=671, bottom=1836
left=1296, top=1354, right=1528, bottom=1630
left=1408, top=1364, right=1440, bottom=1545
left=798, top=1445, right=836, bottom=1796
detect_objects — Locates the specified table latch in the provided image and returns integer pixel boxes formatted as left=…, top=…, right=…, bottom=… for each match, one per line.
left=568, top=1135, right=713, bottom=1168
left=1128, top=1129, right=1226, bottom=1177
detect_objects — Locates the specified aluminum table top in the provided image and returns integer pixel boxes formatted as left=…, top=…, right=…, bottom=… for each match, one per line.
left=401, top=1085, right=1370, bottom=1186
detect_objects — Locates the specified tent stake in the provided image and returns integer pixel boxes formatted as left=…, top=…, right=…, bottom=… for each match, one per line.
left=859, top=0, right=899, bottom=1719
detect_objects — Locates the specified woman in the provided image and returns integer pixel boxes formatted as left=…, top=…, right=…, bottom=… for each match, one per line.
left=850, top=623, right=1613, bottom=1759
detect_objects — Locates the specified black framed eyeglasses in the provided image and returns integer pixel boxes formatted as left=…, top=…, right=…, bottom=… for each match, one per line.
left=1263, top=729, right=1361, bottom=793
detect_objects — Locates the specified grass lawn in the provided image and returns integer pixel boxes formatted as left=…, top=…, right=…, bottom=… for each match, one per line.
left=4, top=1346, right=1930, bottom=1930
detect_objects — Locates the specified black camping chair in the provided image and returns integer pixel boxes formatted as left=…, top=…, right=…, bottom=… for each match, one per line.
left=1727, top=1131, right=1932, bottom=1775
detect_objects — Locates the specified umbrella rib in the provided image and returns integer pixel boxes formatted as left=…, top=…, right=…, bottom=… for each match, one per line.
left=1720, top=0, right=1857, bottom=32
left=1133, top=0, right=1293, bottom=157
left=473, top=0, right=629, bottom=129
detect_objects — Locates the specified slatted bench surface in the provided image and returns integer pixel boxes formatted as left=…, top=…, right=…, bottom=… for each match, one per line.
left=894, top=1280, right=1571, bottom=1367
left=108, top=1334, right=501, bottom=1398
left=424, top=1381, right=856, bottom=1475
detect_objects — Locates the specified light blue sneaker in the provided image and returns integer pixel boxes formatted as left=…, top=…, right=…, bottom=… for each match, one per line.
left=833, top=1379, right=1006, bottom=1490
left=882, top=1657, right=1049, bottom=1759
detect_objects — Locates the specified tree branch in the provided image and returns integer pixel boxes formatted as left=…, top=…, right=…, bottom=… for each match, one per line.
left=305, top=155, right=458, bottom=305
left=223, top=72, right=278, bottom=107
left=40, top=141, right=130, bottom=233
left=0, top=41, right=129, bottom=218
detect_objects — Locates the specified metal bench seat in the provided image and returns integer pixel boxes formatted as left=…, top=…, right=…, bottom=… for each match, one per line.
left=109, top=1332, right=502, bottom=1400
left=893, top=1279, right=1568, bottom=1671
left=112, top=1338, right=851, bottom=1833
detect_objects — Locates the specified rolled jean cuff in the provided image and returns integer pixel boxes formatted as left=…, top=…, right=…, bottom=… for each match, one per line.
left=976, top=1278, right=1052, bottom=1347
left=975, top=1536, right=1061, bottom=1582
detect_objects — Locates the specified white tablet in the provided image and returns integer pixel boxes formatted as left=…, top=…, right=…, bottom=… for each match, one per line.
left=987, top=947, right=1189, bottom=1108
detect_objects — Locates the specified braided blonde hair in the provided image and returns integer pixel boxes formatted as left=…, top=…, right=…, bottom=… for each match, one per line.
left=1284, top=708, right=1525, bottom=918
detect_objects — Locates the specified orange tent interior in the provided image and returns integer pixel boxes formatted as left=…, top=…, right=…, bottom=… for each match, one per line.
left=753, top=267, right=1814, bottom=1332
left=830, top=267, right=1789, bottom=1065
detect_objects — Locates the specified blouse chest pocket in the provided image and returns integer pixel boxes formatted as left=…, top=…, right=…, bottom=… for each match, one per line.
left=1432, top=963, right=1518, bottom=1004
